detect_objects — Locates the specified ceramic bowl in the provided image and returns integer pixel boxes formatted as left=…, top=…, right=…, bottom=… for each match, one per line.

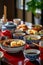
left=13, top=18, right=21, bottom=25
left=4, top=22, right=16, bottom=33
left=1, top=39, right=25, bottom=53
left=13, top=32, right=25, bottom=40
left=24, top=35, right=41, bottom=44
left=24, top=49, right=40, bottom=61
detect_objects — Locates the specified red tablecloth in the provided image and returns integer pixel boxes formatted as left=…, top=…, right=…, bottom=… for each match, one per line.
left=0, top=44, right=43, bottom=65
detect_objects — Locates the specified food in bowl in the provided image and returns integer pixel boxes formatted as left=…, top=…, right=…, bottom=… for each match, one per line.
left=13, top=32, right=25, bottom=39
left=1, top=39, right=25, bottom=53
left=13, top=18, right=21, bottom=25
left=24, top=35, right=41, bottom=44
left=24, top=35, right=41, bottom=40
left=27, top=36, right=39, bottom=40
left=39, top=30, right=43, bottom=35
left=26, top=29, right=38, bottom=35
left=32, top=25, right=42, bottom=31
left=24, top=49, right=40, bottom=61
left=14, top=33, right=25, bottom=36
left=3, top=39, right=25, bottom=47
left=17, top=24, right=28, bottom=31
left=15, top=29, right=23, bottom=33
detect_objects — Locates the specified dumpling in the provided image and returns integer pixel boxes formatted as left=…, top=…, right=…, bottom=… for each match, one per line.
left=10, top=41, right=17, bottom=47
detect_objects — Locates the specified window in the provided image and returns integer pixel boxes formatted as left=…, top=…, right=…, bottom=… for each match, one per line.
left=17, top=0, right=41, bottom=14
left=17, top=0, right=29, bottom=10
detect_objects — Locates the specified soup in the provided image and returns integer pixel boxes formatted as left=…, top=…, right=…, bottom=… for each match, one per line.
left=27, top=52, right=37, bottom=54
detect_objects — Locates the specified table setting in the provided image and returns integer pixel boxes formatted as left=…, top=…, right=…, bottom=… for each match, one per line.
left=0, top=19, right=43, bottom=65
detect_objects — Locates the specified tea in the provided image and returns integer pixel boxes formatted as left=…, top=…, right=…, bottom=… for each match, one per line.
left=27, top=52, right=36, bottom=54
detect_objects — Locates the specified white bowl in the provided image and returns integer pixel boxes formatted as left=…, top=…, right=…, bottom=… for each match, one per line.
left=1, top=39, right=25, bottom=53
left=13, top=18, right=21, bottom=25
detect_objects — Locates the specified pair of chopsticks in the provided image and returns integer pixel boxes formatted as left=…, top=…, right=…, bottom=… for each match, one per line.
left=33, top=43, right=43, bottom=48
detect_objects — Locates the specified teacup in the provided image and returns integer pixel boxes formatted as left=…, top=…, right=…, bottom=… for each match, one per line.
left=24, top=49, right=40, bottom=61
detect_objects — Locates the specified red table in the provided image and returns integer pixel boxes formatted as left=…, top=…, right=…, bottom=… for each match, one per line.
left=0, top=44, right=43, bottom=65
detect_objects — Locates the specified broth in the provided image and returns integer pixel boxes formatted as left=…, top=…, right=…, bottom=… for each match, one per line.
left=27, top=52, right=37, bottom=54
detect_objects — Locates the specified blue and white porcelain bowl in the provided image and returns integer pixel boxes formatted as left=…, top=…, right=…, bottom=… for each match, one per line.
left=24, top=49, right=40, bottom=61
left=2, top=21, right=16, bottom=33
left=24, top=35, right=41, bottom=44
left=13, top=32, right=25, bottom=40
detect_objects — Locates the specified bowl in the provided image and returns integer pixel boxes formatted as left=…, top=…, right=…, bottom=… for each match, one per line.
left=26, top=29, right=38, bottom=35
left=0, top=51, right=4, bottom=61
left=13, top=18, right=21, bottom=25
left=13, top=32, right=25, bottom=40
left=32, top=25, right=42, bottom=31
left=24, top=35, right=41, bottom=44
left=17, top=24, right=28, bottom=32
left=1, top=39, right=25, bottom=53
left=39, top=30, right=43, bottom=37
left=4, top=21, right=16, bottom=33
left=24, top=49, right=40, bottom=61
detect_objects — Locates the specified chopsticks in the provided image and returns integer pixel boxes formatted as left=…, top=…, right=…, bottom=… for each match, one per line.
left=33, top=43, right=43, bottom=48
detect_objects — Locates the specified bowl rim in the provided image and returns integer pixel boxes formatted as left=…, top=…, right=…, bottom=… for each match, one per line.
left=13, top=18, right=21, bottom=21
left=13, top=32, right=25, bottom=36
left=24, top=35, right=41, bottom=40
left=1, top=39, right=25, bottom=48
left=24, top=49, right=40, bottom=55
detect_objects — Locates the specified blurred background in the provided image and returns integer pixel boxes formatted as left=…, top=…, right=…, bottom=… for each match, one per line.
left=0, top=0, right=43, bottom=25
